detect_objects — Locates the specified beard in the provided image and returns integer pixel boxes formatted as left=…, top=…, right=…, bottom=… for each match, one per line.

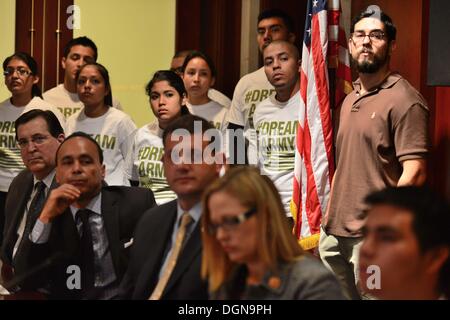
left=353, top=47, right=389, bottom=74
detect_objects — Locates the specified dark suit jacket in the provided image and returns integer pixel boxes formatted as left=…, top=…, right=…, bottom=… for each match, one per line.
left=1, top=169, right=58, bottom=267
left=11, top=185, right=156, bottom=299
left=118, top=200, right=208, bottom=300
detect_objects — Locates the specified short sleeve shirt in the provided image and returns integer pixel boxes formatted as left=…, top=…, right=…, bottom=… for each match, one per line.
left=324, top=73, right=430, bottom=237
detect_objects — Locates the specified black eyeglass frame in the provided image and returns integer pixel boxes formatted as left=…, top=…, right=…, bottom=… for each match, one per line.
left=350, top=30, right=386, bottom=43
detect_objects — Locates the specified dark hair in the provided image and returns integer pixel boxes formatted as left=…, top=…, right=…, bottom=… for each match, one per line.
left=264, top=40, right=300, bottom=60
left=162, top=114, right=215, bottom=148
left=172, top=50, right=193, bottom=60
left=365, top=186, right=450, bottom=297
left=351, top=7, right=397, bottom=42
left=56, top=131, right=104, bottom=164
left=15, top=109, right=64, bottom=140
left=145, top=70, right=190, bottom=115
left=257, top=8, right=294, bottom=33
left=182, top=50, right=217, bottom=78
left=63, top=36, right=98, bottom=61
left=3, top=52, right=42, bottom=98
left=76, top=62, right=113, bottom=107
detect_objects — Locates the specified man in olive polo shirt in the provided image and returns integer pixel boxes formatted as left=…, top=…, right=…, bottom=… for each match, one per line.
left=319, top=6, right=430, bottom=300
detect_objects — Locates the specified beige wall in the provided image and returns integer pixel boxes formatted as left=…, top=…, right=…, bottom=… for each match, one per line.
left=0, top=0, right=16, bottom=102
left=74, top=0, right=176, bottom=127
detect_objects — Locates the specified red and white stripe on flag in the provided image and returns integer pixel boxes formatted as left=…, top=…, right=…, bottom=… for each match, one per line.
left=291, top=0, right=335, bottom=250
left=328, top=0, right=353, bottom=107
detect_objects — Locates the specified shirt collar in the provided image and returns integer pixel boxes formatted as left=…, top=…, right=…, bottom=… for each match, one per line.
left=269, top=90, right=299, bottom=106
left=353, top=72, right=402, bottom=94
left=148, top=120, right=164, bottom=137
left=176, top=201, right=202, bottom=225
left=70, top=191, right=102, bottom=218
left=33, top=169, right=56, bottom=189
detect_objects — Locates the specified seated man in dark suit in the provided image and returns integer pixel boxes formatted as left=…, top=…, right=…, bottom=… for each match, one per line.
left=1, top=110, right=64, bottom=297
left=119, top=114, right=225, bottom=299
left=12, top=131, right=156, bottom=299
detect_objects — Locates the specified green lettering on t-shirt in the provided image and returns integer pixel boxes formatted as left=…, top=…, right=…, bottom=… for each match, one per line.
left=138, top=161, right=165, bottom=179
left=148, top=147, right=159, bottom=162
left=248, top=103, right=257, bottom=129
left=0, top=134, right=17, bottom=148
left=139, top=146, right=164, bottom=161
left=90, top=134, right=116, bottom=150
left=0, top=121, right=16, bottom=134
left=58, top=107, right=82, bottom=118
left=260, top=89, right=270, bottom=101
left=251, top=90, right=260, bottom=102
left=269, top=121, right=278, bottom=134
left=102, top=135, right=116, bottom=150
left=257, top=120, right=298, bottom=136
left=138, top=147, right=150, bottom=160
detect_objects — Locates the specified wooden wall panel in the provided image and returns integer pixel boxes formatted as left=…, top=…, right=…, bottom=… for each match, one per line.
left=175, top=0, right=202, bottom=52
left=201, top=0, right=241, bottom=99
left=15, top=0, right=73, bottom=93
left=431, top=87, right=450, bottom=197
left=175, top=0, right=241, bottom=98
left=43, top=0, right=73, bottom=90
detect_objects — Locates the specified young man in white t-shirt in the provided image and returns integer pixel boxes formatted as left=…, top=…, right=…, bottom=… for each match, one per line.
left=253, top=40, right=302, bottom=217
left=43, top=37, right=122, bottom=119
left=226, top=9, right=296, bottom=165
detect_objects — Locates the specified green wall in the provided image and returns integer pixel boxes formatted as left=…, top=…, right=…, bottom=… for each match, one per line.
left=0, top=1, right=175, bottom=127
left=74, top=0, right=176, bottom=127
left=0, top=0, right=16, bottom=102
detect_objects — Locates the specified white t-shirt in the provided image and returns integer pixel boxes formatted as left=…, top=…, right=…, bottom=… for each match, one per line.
left=0, top=97, right=66, bottom=192
left=66, top=107, right=137, bottom=186
left=253, top=91, right=303, bottom=217
left=208, top=89, right=231, bottom=109
left=226, top=67, right=276, bottom=165
left=43, top=84, right=123, bottom=119
left=125, top=121, right=176, bottom=205
left=186, top=100, right=228, bottom=131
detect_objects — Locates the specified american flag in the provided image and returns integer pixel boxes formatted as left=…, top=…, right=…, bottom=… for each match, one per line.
left=291, top=0, right=351, bottom=250
left=328, top=0, right=353, bottom=108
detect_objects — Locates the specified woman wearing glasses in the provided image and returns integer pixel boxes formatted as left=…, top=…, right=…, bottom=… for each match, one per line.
left=65, top=62, right=136, bottom=186
left=0, top=52, right=64, bottom=244
left=125, top=70, right=190, bottom=204
left=201, top=166, right=345, bottom=300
